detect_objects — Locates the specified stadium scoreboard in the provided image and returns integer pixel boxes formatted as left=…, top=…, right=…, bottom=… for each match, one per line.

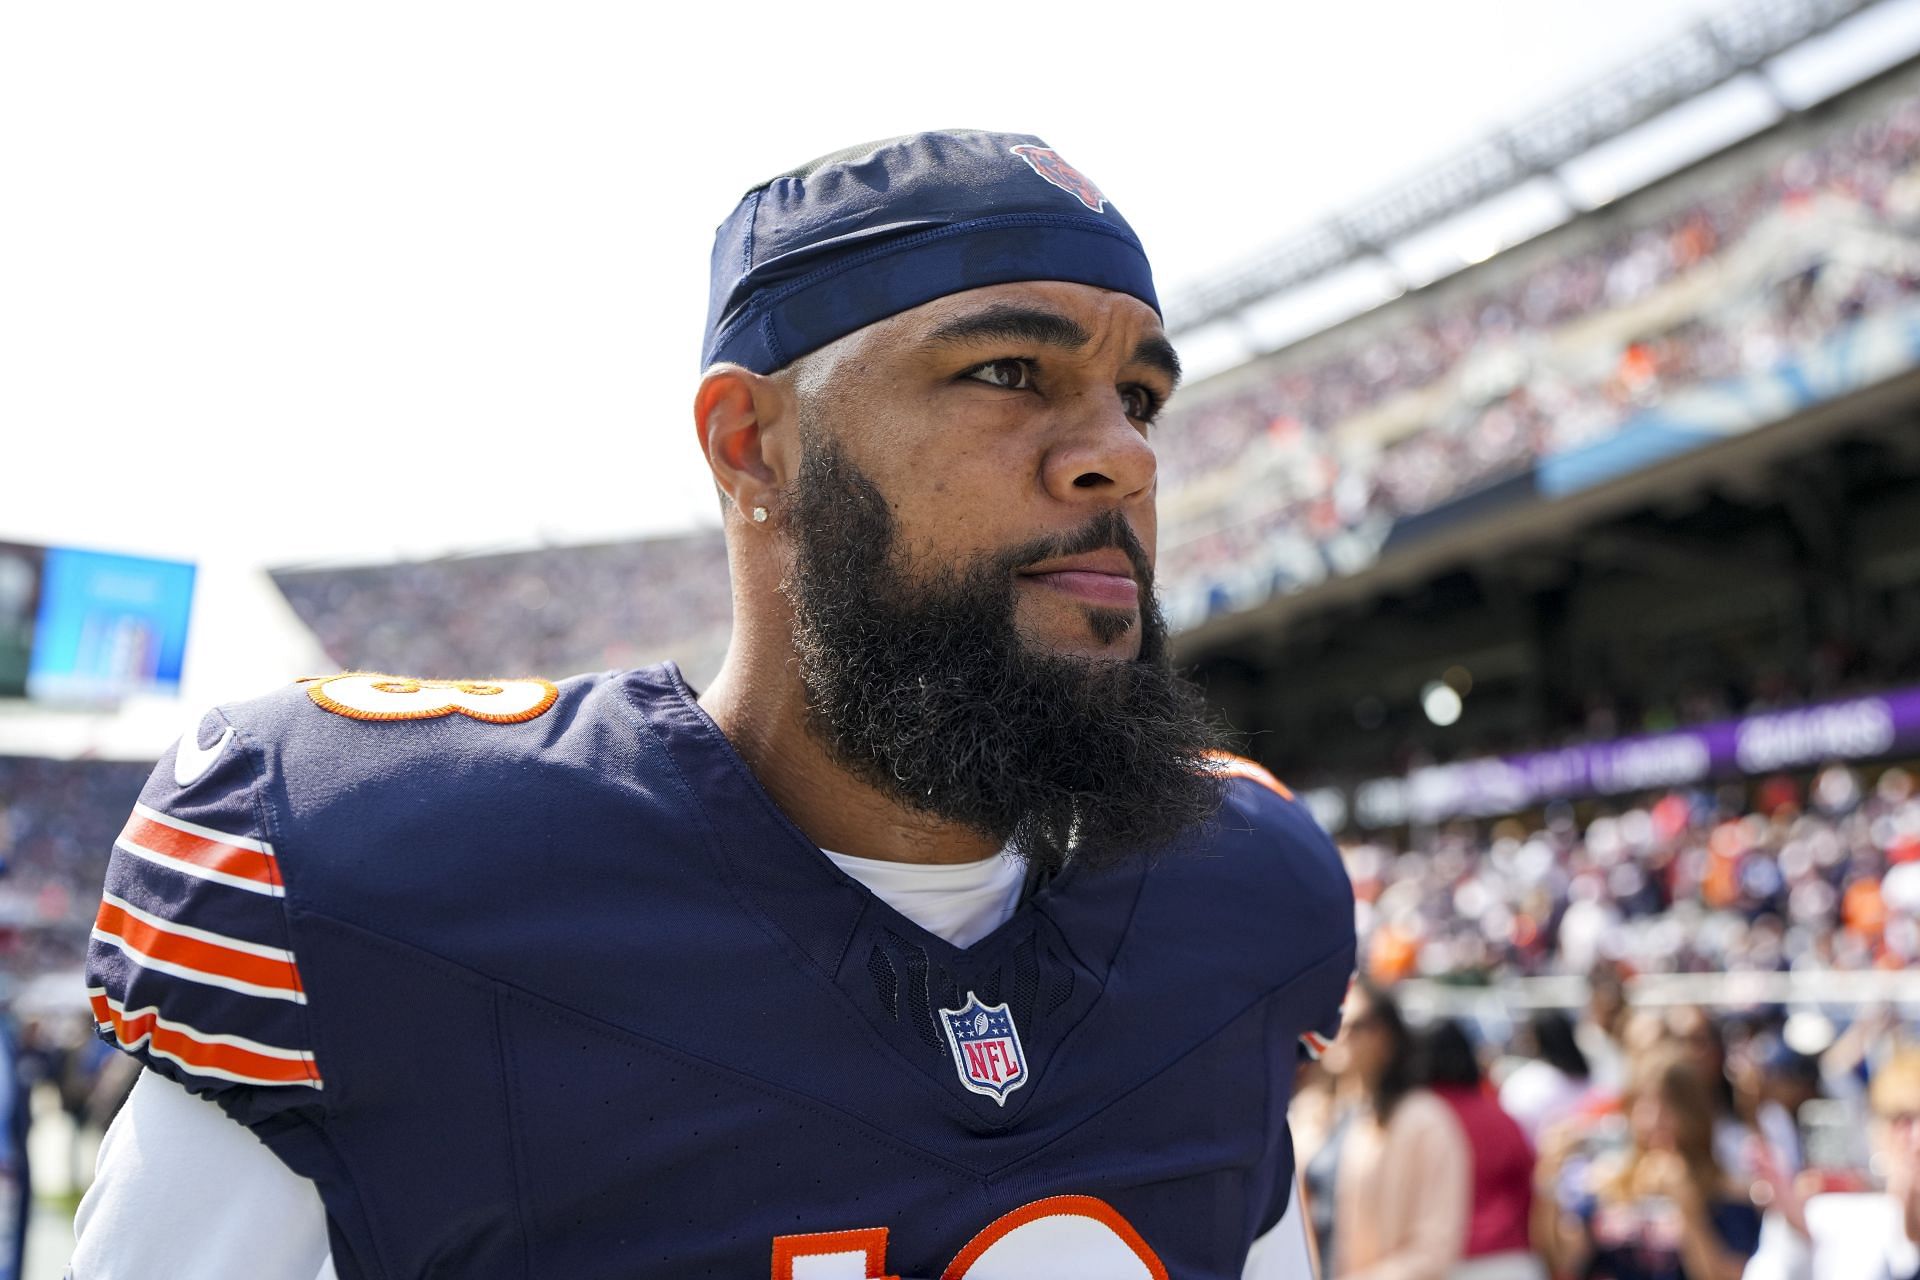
left=0, top=541, right=195, bottom=703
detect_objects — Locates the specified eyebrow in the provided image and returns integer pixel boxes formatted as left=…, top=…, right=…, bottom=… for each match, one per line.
left=923, top=304, right=1091, bottom=352
left=1131, top=333, right=1182, bottom=389
left=922, top=303, right=1182, bottom=389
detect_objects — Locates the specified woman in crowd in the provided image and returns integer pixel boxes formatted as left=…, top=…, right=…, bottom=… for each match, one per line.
left=1500, top=1010, right=1595, bottom=1145
left=1291, top=1057, right=1348, bottom=1275
left=1847, top=1044, right=1920, bottom=1279
left=1533, top=1046, right=1761, bottom=1280
left=1418, top=1020, right=1544, bottom=1280
left=1745, top=1043, right=1920, bottom=1279
left=1665, top=1005, right=1756, bottom=1179
left=1324, top=980, right=1471, bottom=1280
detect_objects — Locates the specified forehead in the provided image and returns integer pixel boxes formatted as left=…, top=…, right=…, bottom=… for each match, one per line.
left=809, top=280, right=1167, bottom=369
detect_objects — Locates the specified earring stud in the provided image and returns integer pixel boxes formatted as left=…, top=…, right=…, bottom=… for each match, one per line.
left=751, top=505, right=768, bottom=523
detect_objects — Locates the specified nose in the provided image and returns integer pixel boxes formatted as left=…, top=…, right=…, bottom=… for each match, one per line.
left=1041, top=394, right=1156, bottom=505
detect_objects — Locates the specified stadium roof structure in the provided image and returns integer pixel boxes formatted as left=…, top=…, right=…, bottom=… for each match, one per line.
left=1166, top=0, right=1911, bottom=343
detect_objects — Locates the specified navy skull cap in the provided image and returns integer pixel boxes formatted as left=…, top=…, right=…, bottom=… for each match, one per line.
left=702, top=130, right=1160, bottom=373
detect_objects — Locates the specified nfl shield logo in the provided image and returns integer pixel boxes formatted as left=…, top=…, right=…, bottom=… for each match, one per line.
left=939, top=992, right=1029, bottom=1105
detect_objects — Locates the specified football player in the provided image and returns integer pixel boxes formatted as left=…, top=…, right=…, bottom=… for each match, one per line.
left=72, top=131, right=1352, bottom=1279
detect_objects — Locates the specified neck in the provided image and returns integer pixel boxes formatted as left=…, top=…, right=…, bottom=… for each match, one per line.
left=698, top=641, right=1002, bottom=866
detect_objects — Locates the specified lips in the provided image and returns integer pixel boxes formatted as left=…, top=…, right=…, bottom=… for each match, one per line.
left=1018, top=552, right=1141, bottom=609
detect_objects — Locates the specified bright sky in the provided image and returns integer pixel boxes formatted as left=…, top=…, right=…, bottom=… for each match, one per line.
left=1, top=0, right=1809, bottom=570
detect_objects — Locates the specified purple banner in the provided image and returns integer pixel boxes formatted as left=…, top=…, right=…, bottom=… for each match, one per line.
left=1351, top=685, right=1920, bottom=828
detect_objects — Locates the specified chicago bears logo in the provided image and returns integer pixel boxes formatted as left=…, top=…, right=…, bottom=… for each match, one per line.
left=1009, top=145, right=1107, bottom=213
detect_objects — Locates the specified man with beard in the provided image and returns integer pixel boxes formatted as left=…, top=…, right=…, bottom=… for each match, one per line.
left=72, top=131, right=1353, bottom=1279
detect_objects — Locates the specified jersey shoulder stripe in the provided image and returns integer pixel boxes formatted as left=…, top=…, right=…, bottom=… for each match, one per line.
left=86, top=988, right=321, bottom=1089
left=1205, top=750, right=1295, bottom=801
left=85, top=707, right=324, bottom=1104
left=115, top=803, right=282, bottom=896
left=91, top=893, right=307, bottom=1002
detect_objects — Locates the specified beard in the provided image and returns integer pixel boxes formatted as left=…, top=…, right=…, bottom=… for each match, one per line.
left=779, top=432, right=1229, bottom=873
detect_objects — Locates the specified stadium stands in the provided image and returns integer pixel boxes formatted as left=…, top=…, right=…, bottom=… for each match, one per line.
left=1350, top=761, right=1920, bottom=984
left=0, top=758, right=144, bottom=988
left=1155, top=75, right=1920, bottom=628
left=271, top=528, right=733, bottom=688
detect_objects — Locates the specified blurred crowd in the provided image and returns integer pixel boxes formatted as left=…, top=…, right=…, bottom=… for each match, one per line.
left=1303, top=756, right=1920, bottom=1278
left=0, top=758, right=143, bottom=989
left=1157, top=88, right=1920, bottom=618
left=272, top=529, right=733, bottom=686
left=0, top=759, right=146, bottom=1274
left=1296, top=976, right=1920, bottom=1279
left=1347, top=762, right=1920, bottom=985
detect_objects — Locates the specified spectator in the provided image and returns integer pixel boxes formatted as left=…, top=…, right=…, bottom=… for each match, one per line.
left=1292, top=1058, right=1351, bottom=1276
left=1747, top=1036, right=1823, bottom=1181
left=1579, top=963, right=1631, bottom=1092
left=1534, top=1047, right=1761, bottom=1280
left=0, top=1014, right=26, bottom=1280
left=1501, top=1010, right=1596, bottom=1145
left=1727, top=1035, right=1824, bottom=1280
left=1327, top=980, right=1471, bottom=1280
left=1667, top=1006, right=1758, bottom=1181
left=1416, top=1021, right=1544, bottom=1280
left=1749, top=1044, right=1920, bottom=1279
left=1839, top=1044, right=1920, bottom=1277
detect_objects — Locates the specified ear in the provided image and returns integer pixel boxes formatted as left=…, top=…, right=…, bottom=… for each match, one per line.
left=694, top=364, right=796, bottom=520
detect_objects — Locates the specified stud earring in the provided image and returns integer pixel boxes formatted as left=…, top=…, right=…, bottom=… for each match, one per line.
left=751, top=505, right=769, bottom=523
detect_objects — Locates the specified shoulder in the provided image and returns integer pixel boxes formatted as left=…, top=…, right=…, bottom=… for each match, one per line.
left=199, top=667, right=657, bottom=811
left=1195, top=752, right=1354, bottom=929
left=1391, top=1088, right=1467, bottom=1140
left=112, top=669, right=633, bottom=901
left=83, top=666, right=672, bottom=1111
left=223, top=667, right=618, bottom=755
left=187, top=666, right=701, bottom=882
left=1128, top=753, right=1355, bottom=1013
left=122, top=664, right=683, bottom=929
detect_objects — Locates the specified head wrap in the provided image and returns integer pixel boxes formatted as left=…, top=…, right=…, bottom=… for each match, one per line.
left=703, top=129, right=1158, bottom=373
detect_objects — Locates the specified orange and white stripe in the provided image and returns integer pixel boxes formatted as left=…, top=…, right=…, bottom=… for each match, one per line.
left=91, top=892, right=306, bottom=1003
left=114, top=803, right=283, bottom=897
left=1299, top=1031, right=1331, bottom=1061
left=1205, top=751, right=1296, bottom=802
left=87, top=988, right=320, bottom=1089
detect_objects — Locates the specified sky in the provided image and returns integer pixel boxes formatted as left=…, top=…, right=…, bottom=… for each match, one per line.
left=0, top=0, right=1846, bottom=572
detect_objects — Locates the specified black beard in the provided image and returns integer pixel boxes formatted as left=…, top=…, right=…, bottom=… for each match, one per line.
left=780, top=434, right=1228, bottom=873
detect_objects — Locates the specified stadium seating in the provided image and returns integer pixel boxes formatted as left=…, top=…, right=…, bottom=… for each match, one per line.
left=1155, top=88, right=1920, bottom=626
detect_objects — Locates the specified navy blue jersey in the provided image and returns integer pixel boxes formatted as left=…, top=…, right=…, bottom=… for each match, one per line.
left=85, top=666, right=1353, bottom=1279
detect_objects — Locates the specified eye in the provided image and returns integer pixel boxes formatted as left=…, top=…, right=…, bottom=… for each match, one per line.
left=1120, top=384, right=1165, bottom=423
left=963, top=358, right=1037, bottom=391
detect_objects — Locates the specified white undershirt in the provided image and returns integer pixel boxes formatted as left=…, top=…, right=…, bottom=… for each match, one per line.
left=819, top=846, right=1026, bottom=948
left=70, top=852, right=1310, bottom=1279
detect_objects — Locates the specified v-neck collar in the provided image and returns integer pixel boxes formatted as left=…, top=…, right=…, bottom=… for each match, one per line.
left=625, top=663, right=1142, bottom=1130
left=817, top=847, right=1025, bottom=950
left=634, top=661, right=1087, bottom=968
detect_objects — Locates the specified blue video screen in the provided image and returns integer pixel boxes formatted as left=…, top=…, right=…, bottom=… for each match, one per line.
left=25, top=547, right=196, bottom=702
left=0, top=543, right=43, bottom=699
